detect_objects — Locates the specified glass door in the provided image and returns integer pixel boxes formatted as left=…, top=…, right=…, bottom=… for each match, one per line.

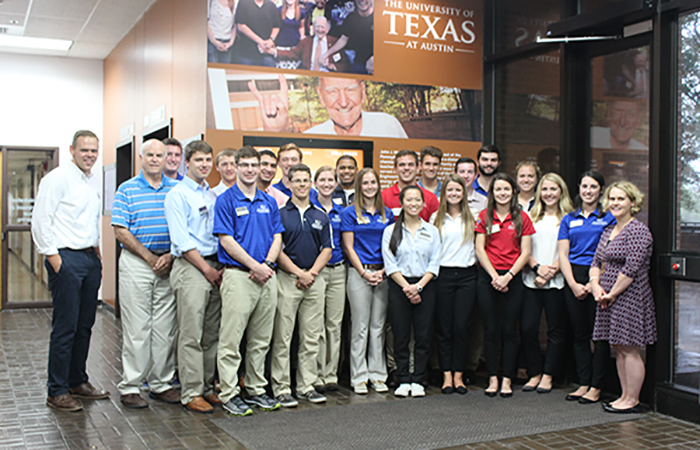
left=1, top=147, right=58, bottom=308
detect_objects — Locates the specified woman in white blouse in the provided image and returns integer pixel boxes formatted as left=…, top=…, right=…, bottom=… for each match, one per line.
left=431, top=175, right=477, bottom=395
left=521, top=173, right=573, bottom=393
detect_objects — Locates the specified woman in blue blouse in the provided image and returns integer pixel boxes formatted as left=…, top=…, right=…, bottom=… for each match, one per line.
left=341, top=168, right=394, bottom=395
left=382, top=186, right=441, bottom=397
left=558, top=170, right=615, bottom=404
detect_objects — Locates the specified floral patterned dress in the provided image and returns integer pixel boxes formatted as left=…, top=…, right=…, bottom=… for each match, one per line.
left=591, top=220, right=657, bottom=346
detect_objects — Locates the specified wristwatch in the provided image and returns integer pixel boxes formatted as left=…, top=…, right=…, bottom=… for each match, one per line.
left=415, top=284, right=423, bottom=293
left=265, top=260, right=276, bottom=270
left=533, top=264, right=541, bottom=274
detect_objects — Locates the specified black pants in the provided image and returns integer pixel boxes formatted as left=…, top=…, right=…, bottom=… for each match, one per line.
left=477, top=267, right=524, bottom=379
left=388, top=277, right=436, bottom=384
left=563, top=263, right=610, bottom=388
left=435, top=266, right=477, bottom=373
left=46, top=248, right=102, bottom=397
left=521, top=287, right=566, bottom=378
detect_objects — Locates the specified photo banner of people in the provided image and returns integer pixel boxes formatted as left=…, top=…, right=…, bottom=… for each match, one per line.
left=207, top=0, right=482, bottom=88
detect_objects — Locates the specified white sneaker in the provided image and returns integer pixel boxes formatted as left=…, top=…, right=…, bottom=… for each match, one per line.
left=411, top=383, right=425, bottom=397
left=394, top=383, right=411, bottom=397
left=354, top=382, right=368, bottom=395
left=371, top=380, right=389, bottom=393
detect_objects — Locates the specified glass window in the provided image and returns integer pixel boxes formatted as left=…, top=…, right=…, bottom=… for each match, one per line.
left=494, top=0, right=561, bottom=53
left=589, top=46, right=650, bottom=223
left=675, top=281, right=700, bottom=392
left=677, top=11, right=700, bottom=252
left=495, top=50, right=561, bottom=175
left=578, top=0, right=629, bottom=14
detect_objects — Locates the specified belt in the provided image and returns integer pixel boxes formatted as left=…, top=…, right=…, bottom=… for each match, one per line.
left=225, top=264, right=248, bottom=272
left=60, top=247, right=94, bottom=253
left=327, top=261, right=345, bottom=268
left=203, top=254, right=219, bottom=262
left=362, top=264, right=384, bottom=270
left=151, top=251, right=169, bottom=256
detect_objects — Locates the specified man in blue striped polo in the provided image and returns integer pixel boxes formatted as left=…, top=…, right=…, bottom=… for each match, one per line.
left=112, top=139, right=180, bottom=409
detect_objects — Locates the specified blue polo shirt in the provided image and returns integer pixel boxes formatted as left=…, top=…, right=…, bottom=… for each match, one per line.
left=558, top=209, right=616, bottom=266
left=111, top=172, right=176, bottom=252
left=280, top=200, right=331, bottom=270
left=274, top=180, right=320, bottom=204
left=473, top=176, right=488, bottom=197
left=213, top=184, right=285, bottom=268
left=340, top=205, right=394, bottom=265
left=417, top=179, right=443, bottom=199
left=327, top=202, right=345, bottom=265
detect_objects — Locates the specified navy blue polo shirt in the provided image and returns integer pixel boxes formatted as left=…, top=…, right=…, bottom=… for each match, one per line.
left=327, top=201, right=344, bottom=265
left=340, top=205, right=394, bottom=265
left=558, top=209, right=616, bottom=266
left=213, top=184, right=285, bottom=268
left=473, top=176, right=488, bottom=197
left=274, top=180, right=320, bottom=204
left=280, top=200, right=331, bottom=270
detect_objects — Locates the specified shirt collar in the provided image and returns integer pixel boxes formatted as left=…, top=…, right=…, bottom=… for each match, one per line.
left=181, top=175, right=209, bottom=192
left=136, top=171, right=169, bottom=190
left=69, top=160, right=93, bottom=181
left=232, top=183, right=264, bottom=202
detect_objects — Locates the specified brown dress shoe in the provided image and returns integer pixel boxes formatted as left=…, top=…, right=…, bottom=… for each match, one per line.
left=185, top=396, right=213, bottom=414
left=47, top=393, right=83, bottom=412
left=204, top=392, right=222, bottom=405
left=121, top=393, right=149, bottom=409
left=149, top=388, right=181, bottom=404
left=69, top=382, right=110, bottom=400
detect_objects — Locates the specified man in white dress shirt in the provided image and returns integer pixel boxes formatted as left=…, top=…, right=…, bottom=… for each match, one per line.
left=212, top=148, right=237, bottom=197
left=31, top=130, right=109, bottom=412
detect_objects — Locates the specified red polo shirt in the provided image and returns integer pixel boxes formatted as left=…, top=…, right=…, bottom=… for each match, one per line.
left=475, top=209, right=535, bottom=270
left=381, top=184, right=439, bottom=222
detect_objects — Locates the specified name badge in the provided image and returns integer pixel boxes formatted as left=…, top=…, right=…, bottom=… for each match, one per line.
left=332, top=53, right=341, bottom=62
left=333, top=198, right=344, bottom=205
left=236, top=206, right=249, bottom=216
left=570, top=219, right=584, bottom=228
left=490, top=224, right=500, bottom=234
left=199, top=205, right=208, bottom=216
left=418, top=231, right=432, bottom=241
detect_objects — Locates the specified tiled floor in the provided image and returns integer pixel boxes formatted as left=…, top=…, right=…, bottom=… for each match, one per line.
left=1, top=306, right=700, bottom=449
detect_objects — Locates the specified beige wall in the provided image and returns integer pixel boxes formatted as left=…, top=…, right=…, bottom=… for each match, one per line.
left=101, top=0, right=207, bottom=305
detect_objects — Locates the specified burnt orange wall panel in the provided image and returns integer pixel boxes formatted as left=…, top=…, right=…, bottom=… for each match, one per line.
left=144, top=0, right=174, bottom=121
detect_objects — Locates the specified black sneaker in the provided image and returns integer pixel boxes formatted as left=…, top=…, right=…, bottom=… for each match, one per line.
left=244, top=393, right=280, bottom=411
left=299, top=389, right=326, bottom=404
left=276, top=393, right=299, bottom=408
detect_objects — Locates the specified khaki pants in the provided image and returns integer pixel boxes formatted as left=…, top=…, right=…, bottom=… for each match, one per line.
left=218, top=268, right=277, bottom=403
left=346, top=267, right=388, bottom=387
left=317, top=264, right=346, bottom=385
left=170, top=257, right=221, bottom=405
left=271, top=270, right=325, bottom=396
left=117, top=250, right=177, bottom=395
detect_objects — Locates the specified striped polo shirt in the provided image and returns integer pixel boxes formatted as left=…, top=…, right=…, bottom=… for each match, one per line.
left=111, top=171, right=177, bottom=253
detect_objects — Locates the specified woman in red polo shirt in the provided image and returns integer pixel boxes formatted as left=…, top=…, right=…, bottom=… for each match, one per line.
left=475, top=173, right=535, bottom=397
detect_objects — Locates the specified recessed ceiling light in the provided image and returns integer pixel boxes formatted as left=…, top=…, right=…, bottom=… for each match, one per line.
left=0, top=35, right=72, bottom=51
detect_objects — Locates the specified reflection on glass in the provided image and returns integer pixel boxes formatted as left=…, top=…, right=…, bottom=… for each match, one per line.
left=677, top=12, right=700, bottom=252
left=589, top=46, right=650, bottom=223
left=495, top=50, right=560, bottom=173
left=494, top=0, right=560, bottom=53
left=7, top=150, right=52, bottom=227
left=675, top=281, right=700, bottom=392
left=8, top=230, right=50, bottom=304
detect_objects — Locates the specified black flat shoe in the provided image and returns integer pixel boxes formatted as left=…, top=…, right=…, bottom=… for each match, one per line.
left=536, top=387, right=552, bottom=394
left=603, top=403, right=642, bottom=414
left=484, top=389, right=497, bottom=397
left=499, top=390, right=513, bottom=398
left=566, top=394, right=582, bottom=401
left=455, top=386, right=468, bottom=395
left=579, top=396, right=600, bottom=404
left=522, top=384, right=537, bottom=392
left=442, top=386, right=454, bottom=395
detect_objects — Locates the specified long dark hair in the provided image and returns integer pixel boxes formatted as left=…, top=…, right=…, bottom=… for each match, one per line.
left=485, top=173, right=522, bottom=239
left=389, top=186, right=424, bottom=256
left=572, top=169, right=606, bottom=218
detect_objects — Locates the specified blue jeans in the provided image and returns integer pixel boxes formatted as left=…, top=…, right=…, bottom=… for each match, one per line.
left=46, top=248, right=102, bottom=397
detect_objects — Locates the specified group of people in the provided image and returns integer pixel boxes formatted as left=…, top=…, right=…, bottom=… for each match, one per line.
left=208, top=0, right=374, bottom=74
left=31, top=131, right=656, bottom=418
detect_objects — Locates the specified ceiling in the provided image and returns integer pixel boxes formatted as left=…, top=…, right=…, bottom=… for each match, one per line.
left=0, top=0, right=157, bottom=59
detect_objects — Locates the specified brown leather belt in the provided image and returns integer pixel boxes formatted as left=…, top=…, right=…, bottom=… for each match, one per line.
left=362, top=264, right=384, bottom=270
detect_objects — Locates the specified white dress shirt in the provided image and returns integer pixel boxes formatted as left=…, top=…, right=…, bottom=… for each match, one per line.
left=212, top=180, right=231, bottom=197
left=432, top=212, right=476, bottom=268
left=31, top=161, right=101, bottom=255
left=522, top=215, right=564, bottom=289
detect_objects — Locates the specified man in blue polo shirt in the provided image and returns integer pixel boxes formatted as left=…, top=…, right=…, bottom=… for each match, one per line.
left=473, top=145, right=501, bottom=197
left=112, top=139, right=180, bottom=409
left=165, top=140, right=224, bottom=414
left=271, top=164, right=332, bottom=407
left=214, top=146, right=284, bottom=416
left=273, top=143, right=320, bottom=204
